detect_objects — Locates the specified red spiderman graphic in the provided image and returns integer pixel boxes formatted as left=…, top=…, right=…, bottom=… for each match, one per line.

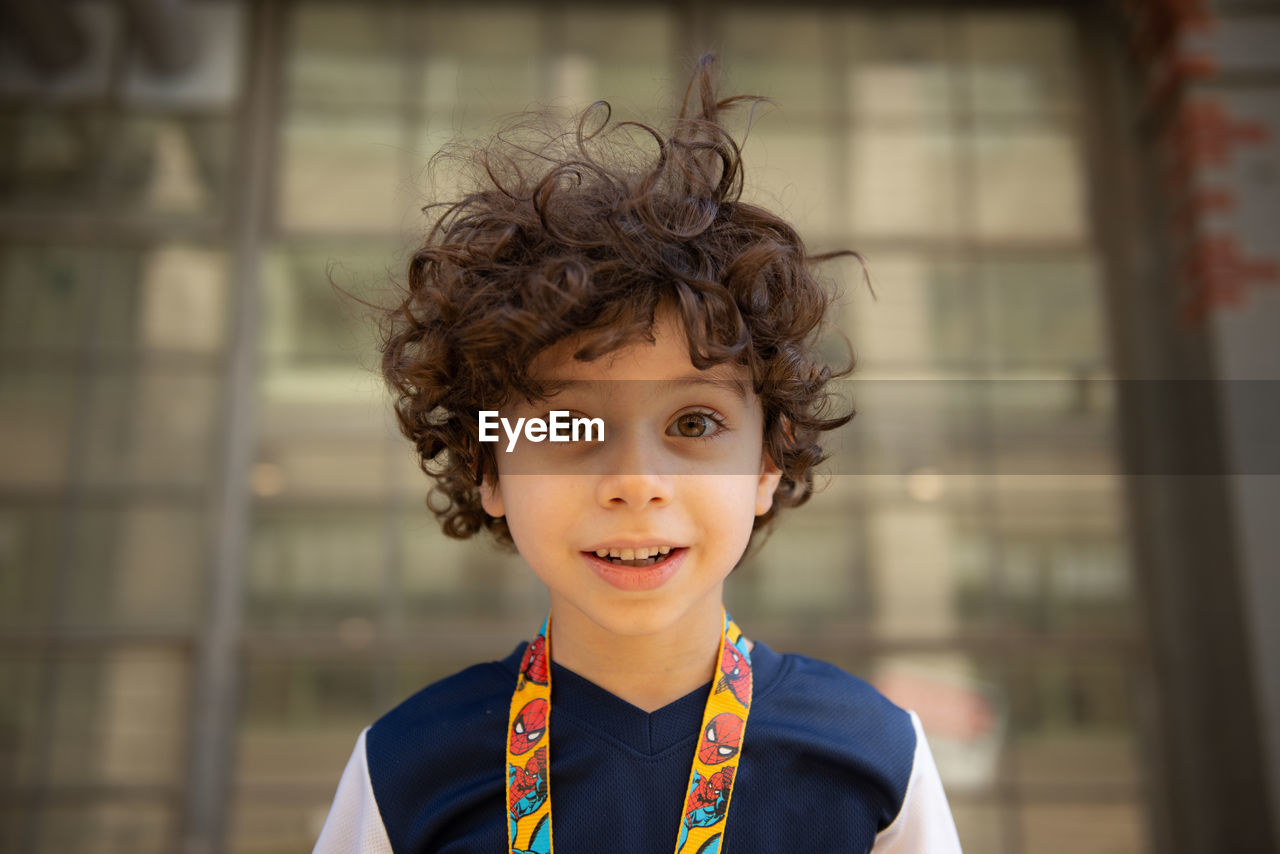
left=715, top=642, right=750, bottom=705
left=509, top=698, right=547, bottom=755
left=698, top=712, right=742, bottom=764
left=678, top=766, right=735, bottom=851
left=519, top=635, right=548, bottom=687
left=508, top=746, right=547, bottom=818
left=684, top=765, right=734, bottom=824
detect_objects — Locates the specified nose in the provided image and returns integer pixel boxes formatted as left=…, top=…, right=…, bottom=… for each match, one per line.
left=594, top=431, right=672, bottom=509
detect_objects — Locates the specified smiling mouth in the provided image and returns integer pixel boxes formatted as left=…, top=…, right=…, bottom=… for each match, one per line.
left=587, top=547, right=680, bottom=569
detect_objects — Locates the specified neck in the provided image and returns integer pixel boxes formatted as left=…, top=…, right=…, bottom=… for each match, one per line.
left=546, top=598, right=724, bottom=713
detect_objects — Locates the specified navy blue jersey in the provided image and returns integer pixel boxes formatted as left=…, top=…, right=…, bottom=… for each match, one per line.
left=314, top=641, right=961, bottom=853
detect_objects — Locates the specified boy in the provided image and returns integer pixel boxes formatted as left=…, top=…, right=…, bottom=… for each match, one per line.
left=314, top=56, right=961, bottom=853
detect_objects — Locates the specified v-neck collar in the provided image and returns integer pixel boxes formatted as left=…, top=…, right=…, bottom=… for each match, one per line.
left=498, top=637, right=782, bottom=757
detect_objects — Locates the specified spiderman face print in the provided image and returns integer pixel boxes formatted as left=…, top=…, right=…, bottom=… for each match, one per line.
left=684, top=765, right=735, bottom=826
left=519, top=635, right=548, bottom=686
left=698, top=712, right=742, bottom=764
left=509, top=698, right=548, bottom=755
left=715, top=641, right=750, bottom=705
left=508, top=746, right=548, bottom=819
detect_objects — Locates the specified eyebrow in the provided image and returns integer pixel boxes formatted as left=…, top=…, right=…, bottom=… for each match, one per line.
left=526, top=371, right=752, bottom=401
left=661, top=372, right=751, bottom=399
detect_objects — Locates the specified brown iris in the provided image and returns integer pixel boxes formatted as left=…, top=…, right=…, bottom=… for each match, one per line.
left=673, top=413, right=712, bottom=437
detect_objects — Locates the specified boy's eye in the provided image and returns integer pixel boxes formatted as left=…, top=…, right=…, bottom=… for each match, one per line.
left=666, top=411, right=723, bottom=439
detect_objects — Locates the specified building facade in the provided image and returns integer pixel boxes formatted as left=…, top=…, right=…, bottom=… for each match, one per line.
left=0, top=1, right=1276, bottom=852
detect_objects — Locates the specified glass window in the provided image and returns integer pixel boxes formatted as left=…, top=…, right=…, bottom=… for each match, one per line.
left=57, top=503, right=207, bottom=631
left=277, top=115, right=406, bottom=233
left=286, top=4, right=405, bottom=111
left=1019, top=804, right=1150, bottom=854
left=0, top=4, right=1159, bottom=852
left=972, top=124, right=1086, bottom=241
left=0, top=245, right=105, bottom=352
left=848, top=125, right=962, bottom=238
left=0, top=110, right=110, bottom=213
left=26, top=648, right=190, bottom=787
left=99, top=116, right=234, bottom=220
left=842, top=13, right=956, bottom=120
left=248, top=509, right=388, bottom=631
left=964, top=12, right=1080, bottom=118
left=0, top=367, right=77, bottom=487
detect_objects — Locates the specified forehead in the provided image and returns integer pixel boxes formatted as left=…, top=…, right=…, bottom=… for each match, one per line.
left=527, top=313, right=751, bottom=391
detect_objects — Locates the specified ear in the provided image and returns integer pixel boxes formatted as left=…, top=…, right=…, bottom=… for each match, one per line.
left=755, top=451, right=783, bottom=516
left=479, top=474, right=505, bottom=518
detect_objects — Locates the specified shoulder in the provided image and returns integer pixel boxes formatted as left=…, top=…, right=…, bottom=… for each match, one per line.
left=751, top=647, right=963, bottom=850
left=870, top=711, right=964, bottom=851
left=366, top=646, right=520, bottom=770
left=756, top=646, right=916, bottom=761
left=746, top=645, right=918, bottom=823
left=361, top=647, right=524, bottom=849
left=369, top=653, right=516, bottom=749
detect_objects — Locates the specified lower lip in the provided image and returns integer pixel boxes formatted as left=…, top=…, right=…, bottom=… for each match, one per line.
left=584, top=548, right=686, bottom=591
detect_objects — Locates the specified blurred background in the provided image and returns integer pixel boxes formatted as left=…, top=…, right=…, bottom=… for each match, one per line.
left=1, top=1, right=1277, bottom=852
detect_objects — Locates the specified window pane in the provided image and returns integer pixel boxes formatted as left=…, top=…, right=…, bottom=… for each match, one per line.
left=399, top=510, right=539, bottom=620
left=731, top=497, right=868, bottom=621
left=964, top=12, right=1080, bottom=117
left=954, top=492, right=1136, bottom=633
left=239, top=660, right=381, bottom=786
left=723, top=11, right=830, bottom=115
left=286, top=4, right=404, bottom=110
left=950, top=803, right=1007, bottom=854
left=740, top=127, right=839, bottom=241
left=1007, top=655, right=1142, bottom=788
left=0, top=244, right=112, bottom=351
left=842, top=13, right=956, bottom=120
left=840, top=253, right=975, bottom=370
left=16, top=802, right=176, bottom=854
left=419, top=8, right=542, bottom=116
left=277, top=115, right=405, bottom=233
left=0, top=110, right=109, bottom=212
left=1020, top=804, right=1150, bottom=854
left=113, top=245, right=228, bottom=354
left=0, top=368, right=76, bottom=487
left=972, top=124, right=1086, bottom=241
left=978, top=256, right=1105, bottom=369
left=80, top=366, right=219, bottom=488
left=59, top=503, right=206, bottom=631
left=0, top=657, right=45, bottom=786
left=247, top=510, right=387, bottom=630
left=557, top=9, right=674, bottom=107
left=99, top=116, right=234, bottom=219
left=848, top=125, right=961, bottom=238
left=25, top=648, right=190, bottom=787
left=228, top=799, right=332, bottom=854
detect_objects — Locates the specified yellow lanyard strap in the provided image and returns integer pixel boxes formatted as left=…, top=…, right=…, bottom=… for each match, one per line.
left=504, top=610, right=753, bottom=854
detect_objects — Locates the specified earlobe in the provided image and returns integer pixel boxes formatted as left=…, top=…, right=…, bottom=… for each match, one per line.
left=479, top=475, right=505, bottom=518
left=755, top=453, right=783, bottom=516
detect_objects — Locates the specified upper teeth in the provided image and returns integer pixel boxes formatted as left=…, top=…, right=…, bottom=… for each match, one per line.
left=594, top=546, right=672, bottom=560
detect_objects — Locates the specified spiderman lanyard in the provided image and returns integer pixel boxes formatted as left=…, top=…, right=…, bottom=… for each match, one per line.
left=505, top=609, right=753, bottom=854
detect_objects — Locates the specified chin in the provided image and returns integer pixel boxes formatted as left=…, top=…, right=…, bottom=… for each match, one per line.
left=583, top=595, right=719, bottom=640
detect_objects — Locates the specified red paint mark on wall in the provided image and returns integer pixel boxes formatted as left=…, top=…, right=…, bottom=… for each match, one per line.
left=1172, top=100, right=1271, bottom=169
left=1182, top=236, right=1280, bottom=324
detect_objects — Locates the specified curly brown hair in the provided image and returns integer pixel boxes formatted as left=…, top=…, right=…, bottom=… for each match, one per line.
left=381, top=55, right=860, bottom=548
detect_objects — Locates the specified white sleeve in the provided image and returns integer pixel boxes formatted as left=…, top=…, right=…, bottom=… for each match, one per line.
left=870, top=711, right=963, bottom=853
left=313, top=728, right=395, bottom=854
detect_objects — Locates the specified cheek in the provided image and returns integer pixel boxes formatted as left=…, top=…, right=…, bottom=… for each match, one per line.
left=695, top=477, right=761, bottom=539
left=500, top=478, right=574, bottom=548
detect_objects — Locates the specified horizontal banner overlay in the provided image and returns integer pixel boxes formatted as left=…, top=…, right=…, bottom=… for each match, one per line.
left=460, top=379, right=1279, bottom=476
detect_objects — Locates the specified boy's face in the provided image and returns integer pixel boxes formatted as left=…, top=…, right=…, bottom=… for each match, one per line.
left=479, top=309, right=781, bottom=641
